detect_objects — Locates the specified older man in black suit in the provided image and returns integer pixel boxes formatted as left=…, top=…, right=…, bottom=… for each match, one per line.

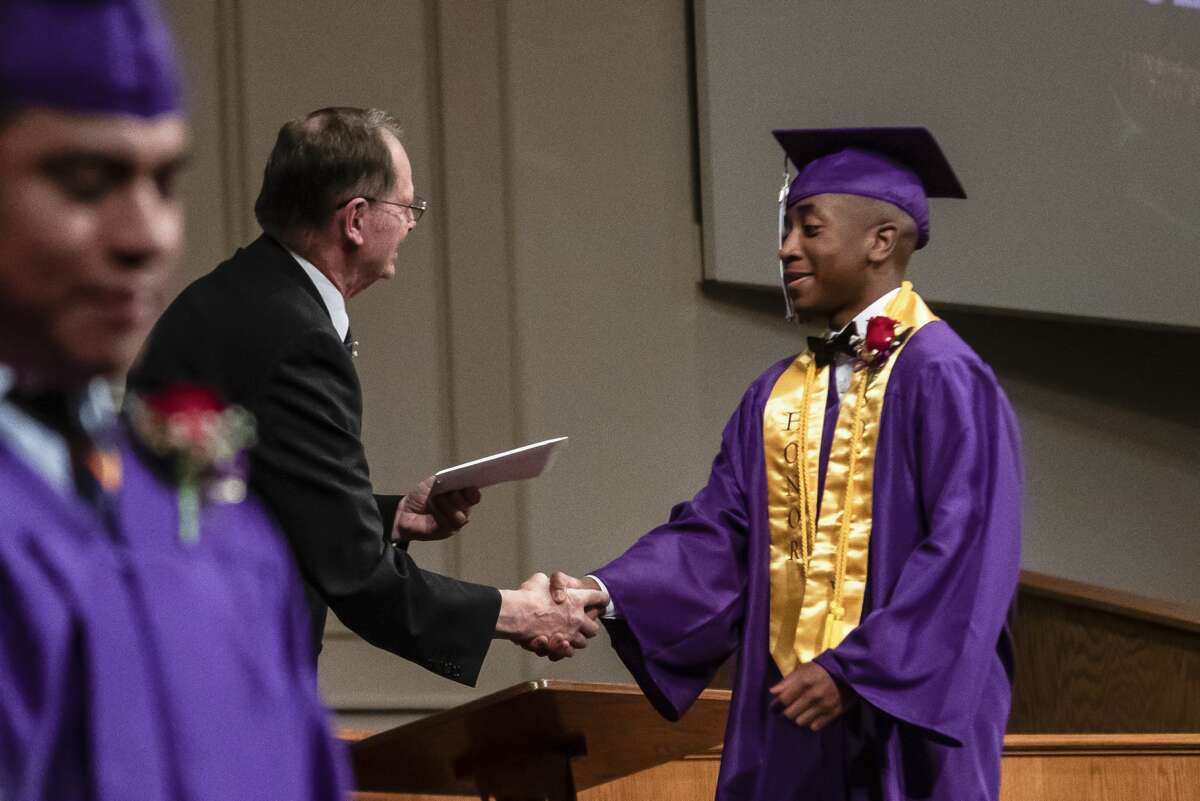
left=131, top=107, right=602, bottom=685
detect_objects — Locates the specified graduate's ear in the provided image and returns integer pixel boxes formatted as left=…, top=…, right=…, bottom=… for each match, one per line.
left=338, top=197, right=370, bottom=248
left=866, top=222, right=899, bottom=265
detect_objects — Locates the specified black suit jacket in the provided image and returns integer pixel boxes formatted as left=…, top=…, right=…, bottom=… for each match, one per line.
left=130, top=235, right=500, bottom=685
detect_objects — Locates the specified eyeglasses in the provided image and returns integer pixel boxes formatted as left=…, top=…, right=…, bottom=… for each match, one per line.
left=337, top=194, right=428, bottom=223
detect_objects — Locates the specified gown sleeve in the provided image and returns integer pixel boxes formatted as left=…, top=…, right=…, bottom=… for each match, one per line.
left=0, top=534, right=62, bottom=795
left=813, top=356, right=1023, bottom=746
left=277, top=549, right=353, bottom=796
left=594, top=387, right=761, bottom=721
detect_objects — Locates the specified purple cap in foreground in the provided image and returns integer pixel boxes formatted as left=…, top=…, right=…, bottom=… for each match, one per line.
left=0, top=0, right=181, bottom=119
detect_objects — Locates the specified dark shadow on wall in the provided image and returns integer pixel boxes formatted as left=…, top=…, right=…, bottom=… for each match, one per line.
left=699, top=279, right=1200, bottom=430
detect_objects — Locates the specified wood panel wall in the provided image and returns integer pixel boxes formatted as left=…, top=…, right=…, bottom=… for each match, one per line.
left=1009, top=571, right=1200, bottom=733
left=348, top=735, right=1200, bottom=801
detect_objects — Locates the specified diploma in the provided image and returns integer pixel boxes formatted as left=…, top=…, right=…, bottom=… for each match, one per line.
left=431, top=436, right=568, bottom=495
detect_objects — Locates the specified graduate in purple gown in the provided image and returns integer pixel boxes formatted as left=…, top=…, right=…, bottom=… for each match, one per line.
left=0, top=1, right=348, bottom=798
left=550, top=128, right=1022, bottom=800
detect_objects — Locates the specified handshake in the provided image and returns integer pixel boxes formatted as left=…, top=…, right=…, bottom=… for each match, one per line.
left=392, top=480, right=609, bottom=660
left=495, top=572, right=609, bottom=661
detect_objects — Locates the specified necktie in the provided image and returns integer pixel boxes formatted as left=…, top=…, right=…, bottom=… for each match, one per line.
left=343, top=329, right=358, bottom=358
left=806, top=324, right=859, bottom=368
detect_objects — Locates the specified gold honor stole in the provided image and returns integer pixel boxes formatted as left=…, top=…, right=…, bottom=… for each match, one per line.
left=764, top=282, right=938, bottom=677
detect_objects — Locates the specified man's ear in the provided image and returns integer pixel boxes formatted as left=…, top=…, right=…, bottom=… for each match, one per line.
left=340, top=198, right=368, bottom=247
left=867, top=222, right=898, bottom=265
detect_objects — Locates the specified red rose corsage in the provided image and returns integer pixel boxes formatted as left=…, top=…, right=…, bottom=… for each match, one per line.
left=854, top=315, right=911, bottom=373
left=128, top=385, right=256, bottom=544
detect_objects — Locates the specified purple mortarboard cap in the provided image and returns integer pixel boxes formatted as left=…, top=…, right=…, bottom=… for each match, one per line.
left=773, top=127, right=965, bottom=249
left=0, top=0, right=181, bottom=118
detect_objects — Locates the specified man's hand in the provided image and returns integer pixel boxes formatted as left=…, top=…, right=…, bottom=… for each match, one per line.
left=393, top=476, right=481, bottom=543
left=769, top=661, right=849, bottom=731
left=495, top=572, right=609, bottom=661
left=523, top=572, right=606, bottom=658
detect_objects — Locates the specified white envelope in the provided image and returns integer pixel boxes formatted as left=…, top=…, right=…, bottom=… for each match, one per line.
left=431, top=436, right=568, bottom=495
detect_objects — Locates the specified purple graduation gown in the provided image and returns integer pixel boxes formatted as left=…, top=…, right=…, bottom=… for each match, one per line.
left=0, top=431, right=349, bottom=800
left=595, top=321, right=1022, bottom=801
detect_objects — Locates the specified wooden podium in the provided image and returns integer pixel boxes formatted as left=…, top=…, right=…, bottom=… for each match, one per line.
left=344, top=679, right=1200, bottom=801
left=347, top=680, right=728, bottom=801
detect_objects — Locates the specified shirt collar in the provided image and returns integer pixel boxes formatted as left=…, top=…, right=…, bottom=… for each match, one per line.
left=287, top=248, right=350, bottom=341
left=832, top=286, right=902, bottom=338
left=79, top=378, right=117, bottom=438
left=0, top=364, right=114, bottom=423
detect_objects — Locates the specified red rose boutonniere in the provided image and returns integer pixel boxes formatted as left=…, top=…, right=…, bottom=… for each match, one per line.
left=128, top=385, right=256, bottom=544
left=855, top=315, right=912, bottom=373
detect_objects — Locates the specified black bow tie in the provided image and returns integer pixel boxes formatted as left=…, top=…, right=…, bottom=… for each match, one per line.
left=343, top=329, right=358, bottom=358
left=807, top=325, right=859, bottom=368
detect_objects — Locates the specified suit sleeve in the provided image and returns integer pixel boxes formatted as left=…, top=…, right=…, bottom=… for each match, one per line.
left=250, top=329, right=499, bottom=685
left=373, top=494, right=405, bottom=551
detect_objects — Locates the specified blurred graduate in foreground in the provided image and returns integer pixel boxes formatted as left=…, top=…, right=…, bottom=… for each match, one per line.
left=0, top=1, right=348, bottom=797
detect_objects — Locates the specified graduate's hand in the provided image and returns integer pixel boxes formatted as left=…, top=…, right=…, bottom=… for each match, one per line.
left=392, top=476, right=481, bottom=542
left=548, top=572, right=602, bottom=604
left=496, top=572, right=608, bottom=660
left=770, top=661, right=848, bottom=731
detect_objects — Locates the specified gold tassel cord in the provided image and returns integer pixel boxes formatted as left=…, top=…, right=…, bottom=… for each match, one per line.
left=797, top=359, right=817, bottom=570
left=822, top=374, right=868, bottom=651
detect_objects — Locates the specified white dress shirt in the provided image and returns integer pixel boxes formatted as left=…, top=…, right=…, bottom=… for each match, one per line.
left=288, top=248, right=350, bottom=341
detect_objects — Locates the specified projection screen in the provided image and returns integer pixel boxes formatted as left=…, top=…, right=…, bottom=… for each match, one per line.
left=695, top=0, right=1200, bottom=329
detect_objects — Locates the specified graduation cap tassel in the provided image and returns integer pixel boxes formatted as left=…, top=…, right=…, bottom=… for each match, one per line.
left=778, top=156, right=797, bottom=322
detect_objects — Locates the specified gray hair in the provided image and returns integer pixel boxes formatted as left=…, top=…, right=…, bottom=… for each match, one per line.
left=253, top=106, right=404, bottom=241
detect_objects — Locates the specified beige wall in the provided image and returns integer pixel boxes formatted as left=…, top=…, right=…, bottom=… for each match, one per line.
left=161, top=0, right=1199, bottom=731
